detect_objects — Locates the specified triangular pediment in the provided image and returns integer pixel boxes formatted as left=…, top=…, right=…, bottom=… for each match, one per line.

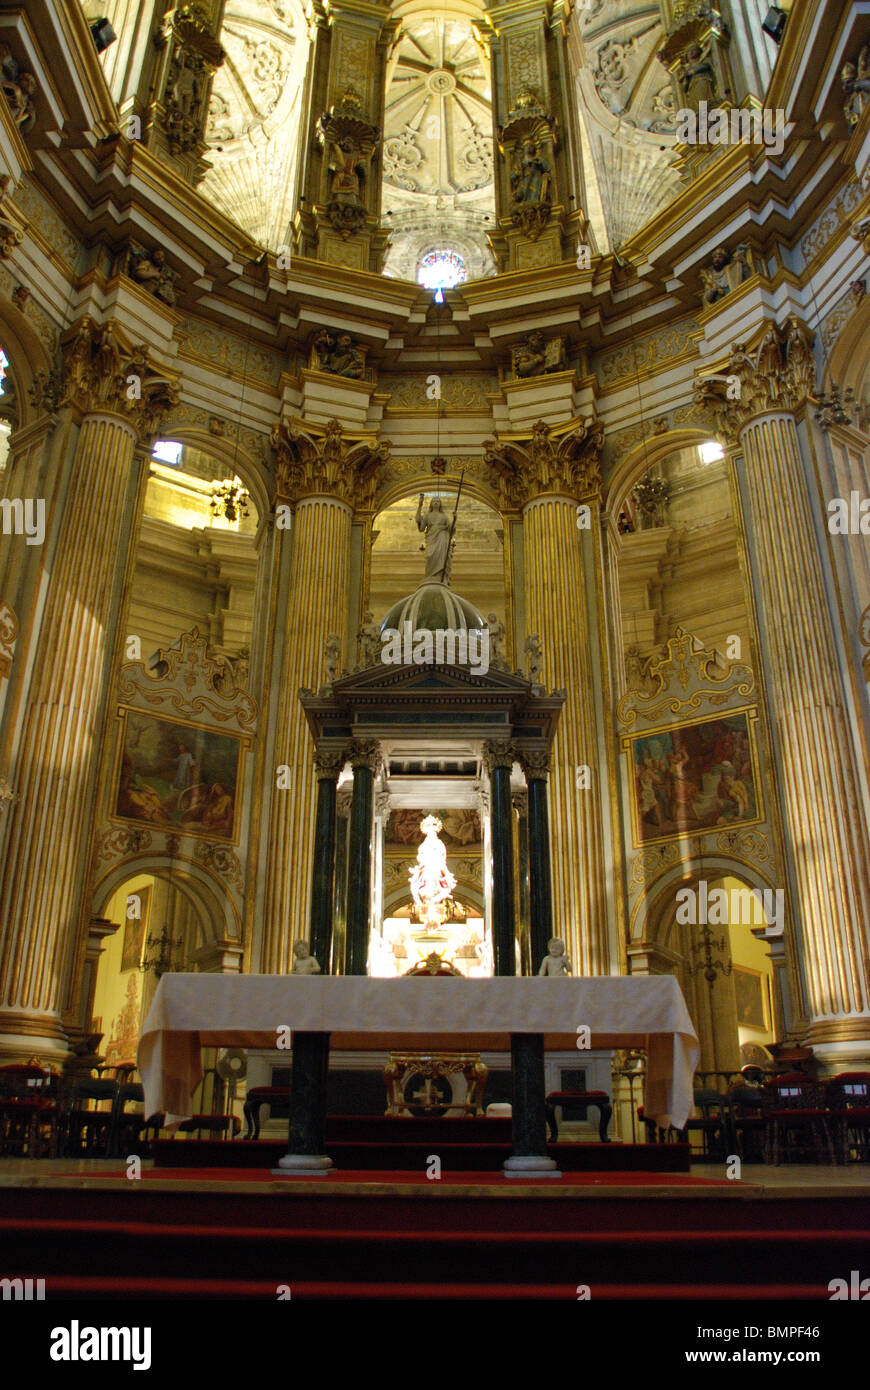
left=330, top=662, right=533, bottom=697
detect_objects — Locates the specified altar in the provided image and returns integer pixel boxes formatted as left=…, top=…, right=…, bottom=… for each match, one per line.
left=139, top=973, right=700, bottom=1165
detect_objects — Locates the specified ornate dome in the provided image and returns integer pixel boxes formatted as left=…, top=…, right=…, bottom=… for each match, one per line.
left=381, top=582, right=486, bottom=635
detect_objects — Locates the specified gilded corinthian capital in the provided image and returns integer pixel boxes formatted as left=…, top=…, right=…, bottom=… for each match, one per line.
left=483, top=417, right=603, bottom=509
left=30, top=317, right=179, bottom=436
left=271, top=417, right=390, bottom=510
left=693, top=318, right=816, bottom=440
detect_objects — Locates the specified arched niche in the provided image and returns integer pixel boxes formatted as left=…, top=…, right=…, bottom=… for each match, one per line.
left=605, top=428, right=752, bottom=689
left=632, top=858, right=784, bottom=1073
left=368, top=478, right=508, bottom=640
left=127, top=430, right=269, bottom=669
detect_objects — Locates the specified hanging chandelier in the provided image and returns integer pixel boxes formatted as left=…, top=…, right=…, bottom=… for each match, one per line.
left=210, top=476, right=250, bottom=523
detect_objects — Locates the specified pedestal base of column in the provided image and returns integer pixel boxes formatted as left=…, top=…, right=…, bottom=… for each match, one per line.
left=503, top=1155, right=562, bottom=1179
left=272, top=1154, right=334, bottom=1176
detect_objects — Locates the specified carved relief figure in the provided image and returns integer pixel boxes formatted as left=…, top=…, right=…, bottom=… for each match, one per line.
left=677, top=41, right=718, bottom=112
left=126, top=244, right=178, bottom=306
left=700, top=244, right=752, bottom=306
left=312, top=329, right=365, bottom=379
left=843, top=47, right=870, bottom=126
left=0, top=46, right=37, bottom=133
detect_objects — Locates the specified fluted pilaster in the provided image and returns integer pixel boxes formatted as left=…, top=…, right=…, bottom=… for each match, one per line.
left=738, top=412, right=870, bottom=1052
left=261, top=494, right=352, bottom=973
left=523, top=495, right=609, bottom=974
left=0, top=413, right=139, bottom=1056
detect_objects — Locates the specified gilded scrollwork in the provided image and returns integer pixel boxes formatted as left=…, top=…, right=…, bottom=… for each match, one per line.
left=617, top=626, right=754, bottom=730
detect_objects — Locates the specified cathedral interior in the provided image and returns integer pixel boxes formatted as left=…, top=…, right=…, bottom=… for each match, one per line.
left=0, top=0, right=870, bottom=1313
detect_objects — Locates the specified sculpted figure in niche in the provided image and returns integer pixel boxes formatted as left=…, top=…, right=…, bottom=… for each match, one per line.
left=700, top=245, right=752, bottom=306
left=329, top=137, right=365, bottom=203
left=416, top=495, right=453, bottom=582
left=312, top=329, right=365, bottom=379
left=510, top=139, right=551, bottom=206
left=0, top=46, right=37, bottom=133
left=677, top=41, right=718, bottom=112
left=843, top=47, right=870, bottom=126
left=127, top=244, right=177, bottom=306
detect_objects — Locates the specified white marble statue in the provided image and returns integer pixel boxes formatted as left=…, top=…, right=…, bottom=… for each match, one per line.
left=538, top=937, right=572, bottom=976
left=291, top=939, right=321, bottom=974
left=415, top=495, right=453, bottom=582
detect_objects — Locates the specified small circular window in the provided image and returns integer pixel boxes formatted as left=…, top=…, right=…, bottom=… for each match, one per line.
left=417, top=248, right=467, bottom=291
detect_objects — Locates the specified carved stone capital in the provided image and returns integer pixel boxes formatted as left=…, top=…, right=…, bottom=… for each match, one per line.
left=484, top=418, right=603, bottom=509
left=511, top=787, right=528, bottom=815
left=519, top=749, right=550, bottom=781
left=31, top=318, right=179, bottom=437
left=0, top=176, right=25, bottom=259
left=693, top=318, right=815, bottom=440
left=349, top=738, right=382, bottom=774
left=314, top=747, right=346, bottom=780
left=483, top=738, right=516, bottom=774
left=271, top=417, right=389, bottom=510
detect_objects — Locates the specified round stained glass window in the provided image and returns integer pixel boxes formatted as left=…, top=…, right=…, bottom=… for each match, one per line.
left=417, top=248, right=467, bottom=291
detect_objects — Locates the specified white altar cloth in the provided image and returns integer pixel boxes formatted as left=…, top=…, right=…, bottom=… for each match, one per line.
left=138, top=974, right=699, bottom=1129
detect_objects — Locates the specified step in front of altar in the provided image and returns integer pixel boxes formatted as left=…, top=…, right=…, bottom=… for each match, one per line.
left=151, top=1132, right=690, bottom=1173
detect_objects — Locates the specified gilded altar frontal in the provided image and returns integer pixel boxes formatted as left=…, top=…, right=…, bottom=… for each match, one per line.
left=0, top=0, right=869, bottom=1317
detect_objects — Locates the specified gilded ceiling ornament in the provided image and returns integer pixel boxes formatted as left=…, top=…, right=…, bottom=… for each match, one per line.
left=271, top=416, right=390, bottom=510
left=483, top=418, right=604, bottom=509
left=693, top=319, right=815, bottom=439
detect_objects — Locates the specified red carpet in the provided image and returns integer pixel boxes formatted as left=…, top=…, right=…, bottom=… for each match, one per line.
left=2, top=1168, right=867, bottom=1299
left=52, top=1165, right=729, bottom=1186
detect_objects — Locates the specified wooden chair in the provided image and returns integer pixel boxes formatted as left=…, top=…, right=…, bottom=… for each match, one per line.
left=826, top=1073, right=870, bottom=1162
left=243, top=1085, right=291, bottom=1141
left=764, top=1073, right=836, bottom=1165
left=683, top=1087, right=728, bottom=1161
left=0, top=1064, right=59, bottom=1157
left=61, top=1078, right=118, bottom=1157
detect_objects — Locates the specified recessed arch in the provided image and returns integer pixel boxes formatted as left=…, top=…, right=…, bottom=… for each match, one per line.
left=93, top=854, right=241, bottom=943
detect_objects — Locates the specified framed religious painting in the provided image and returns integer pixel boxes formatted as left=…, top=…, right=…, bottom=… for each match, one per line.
left=734, top=966, right=770, bottom=1032
left=112, top=708, right=246, bottom=844
left=624, top=706, right=763, bottom=848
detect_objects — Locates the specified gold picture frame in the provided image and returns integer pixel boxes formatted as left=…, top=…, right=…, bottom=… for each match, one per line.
left=111, top=707, right=247, bottom=845
left=623, top=706, right=763, bottom=848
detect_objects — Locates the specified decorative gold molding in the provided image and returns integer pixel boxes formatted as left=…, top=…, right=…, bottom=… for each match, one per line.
left=617, top=626, right=755, bottom=730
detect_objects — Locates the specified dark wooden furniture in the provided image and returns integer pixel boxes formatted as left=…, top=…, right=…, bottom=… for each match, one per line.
left=826, top=1073, right=870, bottom=1162
left=243, top=1085, right=290, bottom=1140
left=0, top=1064, right=59, bottom=1157
left=545, top=1090, right=612, bottom=1142
left=764, top=1073, right=835, bottom=1165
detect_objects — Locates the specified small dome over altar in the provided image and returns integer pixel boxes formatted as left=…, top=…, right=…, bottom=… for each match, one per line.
left=380, top=582, right=487, bottom=635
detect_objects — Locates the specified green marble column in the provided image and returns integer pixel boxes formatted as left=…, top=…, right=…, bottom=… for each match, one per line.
left=522, top=752, right=555, bottom=974
left=485, top=739, right=517, bottom=978
left=345, top=739, right=380, bottom=976
left=274, top=1031, right=333, bottom=1175
left=309, top=749, right=343, bottom=971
